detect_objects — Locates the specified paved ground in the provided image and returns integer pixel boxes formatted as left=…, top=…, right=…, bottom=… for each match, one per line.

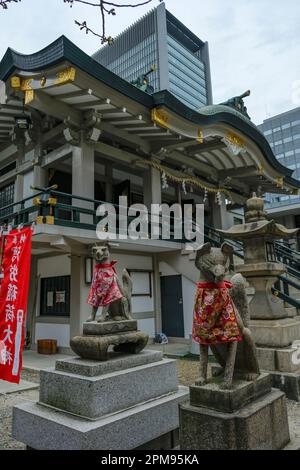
left=0, top=358, right=299, bottom=450
left=22, top=350, right=74, bottom=371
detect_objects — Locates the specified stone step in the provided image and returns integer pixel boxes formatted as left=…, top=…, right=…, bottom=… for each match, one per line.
left=55, top=349, right=163, bottom=377
left=39, top=353, right=179, bottom=420
left=13, top=386, right=189, bottom=450
left=256, top=345, right=300, bottom=374
left=284, top=306, right=298, bottom=317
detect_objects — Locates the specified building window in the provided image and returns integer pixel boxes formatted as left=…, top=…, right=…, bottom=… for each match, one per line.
left=40, top=276, right=71, bottom=317
left=0, top=182, right=15, bottom=218
left=128, top=269, right=152, bottom=297
left=0, top=161, right=16, bottom=177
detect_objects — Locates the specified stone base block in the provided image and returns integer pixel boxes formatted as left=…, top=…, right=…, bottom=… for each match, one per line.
left=55, top=349, right=163, bottom=377
left=190, top=373, right=271, bottom=413
left=269, top=371, right=300, bottom=401
left=180, top=389, right=290, bottom=450
left=70, top=330, right=148, bottom=361
left=256, top=346, right=300, bottom=373
left=39, top=355, right=178, bottom=419
left=12, top=386, right=189, bottom=450
left=250, top=317, right=300, bottom=348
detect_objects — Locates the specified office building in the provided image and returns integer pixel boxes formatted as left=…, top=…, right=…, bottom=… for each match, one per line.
left=93, top=2, right=213, bottom=109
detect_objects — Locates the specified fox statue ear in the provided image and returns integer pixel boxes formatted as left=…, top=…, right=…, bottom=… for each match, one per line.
left=221, top=243, right=233, bottom=256
left=197, top=243, right=212, bottom=256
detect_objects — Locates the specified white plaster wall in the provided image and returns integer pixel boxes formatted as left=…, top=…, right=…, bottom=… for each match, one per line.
left=159, top=261, right=179, bottom=276
left=137, top=318, right=155, bottom=337
left=35, top=323, right=70, bottom=348
left=182, top=276, right=196, bottom=339
left=37, top=254, right=71, bottom=278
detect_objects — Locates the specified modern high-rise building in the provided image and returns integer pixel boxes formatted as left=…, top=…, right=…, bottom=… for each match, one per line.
left=258, top=106, right=300, bottom=234
left=93, top=2, right=213, bottom=110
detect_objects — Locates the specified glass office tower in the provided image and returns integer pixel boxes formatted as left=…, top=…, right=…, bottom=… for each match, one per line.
left=93, top=2, right=213, bottom=109
left=258, top=107, right=300, bottom=208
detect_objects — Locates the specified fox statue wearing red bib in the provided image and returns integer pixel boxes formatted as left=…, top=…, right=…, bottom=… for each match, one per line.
left=87, top=243, right=133, bottom=323
left=193, top=242, right=260, bottom=389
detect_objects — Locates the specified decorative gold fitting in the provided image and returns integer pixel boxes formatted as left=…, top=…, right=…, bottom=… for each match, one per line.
left=55, top=67, right=76, bottom=86
left=45, top=216, right=55, bottom=225
left=151, top=108, right=170, bottom=130
left=276, top=177, right=284, bottom=189
left=20, top=78, right=33, bottom=91
left=33, top=197, right=41, bottom=206
left=36, top=216, right=44, bottom=225
left=48, top=198, right=57, bottom=206
left=258, top=165, right=264, bottom=176
left=197, top=129, right=204, bottom=144
left=25, top=90, right=34, bottom=105
left=10, top=76, right=21, bottom=89
left=225, top=132, right=245, bottom=148
left=40, top=76, right=47, bottom=87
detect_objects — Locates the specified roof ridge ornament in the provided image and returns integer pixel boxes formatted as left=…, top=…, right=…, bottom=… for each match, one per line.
left=131, top=65, right=157, bottom=94
left=220, top=90, right=251, bottom=120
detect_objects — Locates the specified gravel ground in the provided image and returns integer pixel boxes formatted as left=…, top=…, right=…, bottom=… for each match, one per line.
left=0, top=359, right=299, bottom=450
left=0, top=369, right=40, bottom=450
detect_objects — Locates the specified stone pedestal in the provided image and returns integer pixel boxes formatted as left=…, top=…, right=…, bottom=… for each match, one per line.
left=238, top=262, right=286, bottom=320
left=12, top=350, right=189, bottom=450
left=238, top=263, right=300, bottom=400
left=179, top=375, right=290, bottom=450
left=70, top=320, right=149, bottom=361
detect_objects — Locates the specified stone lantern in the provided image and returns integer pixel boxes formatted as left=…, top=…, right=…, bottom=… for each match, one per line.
left=218, top=194, right=300, bottom=400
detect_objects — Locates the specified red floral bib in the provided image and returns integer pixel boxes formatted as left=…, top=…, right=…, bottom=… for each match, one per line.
left=192, top=281, right=242, bottom=345
left=87, top=260, right=123, bottom=308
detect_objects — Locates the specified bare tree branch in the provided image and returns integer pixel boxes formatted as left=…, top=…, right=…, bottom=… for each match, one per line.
left=0, top=0, right=21, bottom=9
left=1, top=0, right=163, bottom=43
left=64, top=0, right=163, bottom=44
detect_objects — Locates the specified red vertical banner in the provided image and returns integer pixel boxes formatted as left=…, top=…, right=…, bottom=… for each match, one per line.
left=0, top=227, right=32, bottom=384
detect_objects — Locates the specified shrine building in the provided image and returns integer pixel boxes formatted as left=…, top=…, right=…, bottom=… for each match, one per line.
left=0, top=36, right=299, bottom=350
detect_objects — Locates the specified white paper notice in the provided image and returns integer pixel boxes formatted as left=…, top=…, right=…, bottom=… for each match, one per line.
left=56, top=291, right=66, bottom=303
left=47, top=291, right=54, bottom=307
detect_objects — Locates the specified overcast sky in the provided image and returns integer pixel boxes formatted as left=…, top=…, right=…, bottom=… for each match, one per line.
left=0, top=0, right=299, bottom=124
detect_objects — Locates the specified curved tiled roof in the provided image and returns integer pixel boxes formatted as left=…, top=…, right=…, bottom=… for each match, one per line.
left=0, top=35, right=299, bottom=189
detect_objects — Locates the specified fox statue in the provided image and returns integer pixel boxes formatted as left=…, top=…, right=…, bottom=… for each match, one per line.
left=193, top=242, right=260, bottom=389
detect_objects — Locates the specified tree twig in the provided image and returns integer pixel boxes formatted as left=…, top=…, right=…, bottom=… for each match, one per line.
left=1, top=0, right=163, bottom=43
left=0, top=0, right=21, bottom=9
